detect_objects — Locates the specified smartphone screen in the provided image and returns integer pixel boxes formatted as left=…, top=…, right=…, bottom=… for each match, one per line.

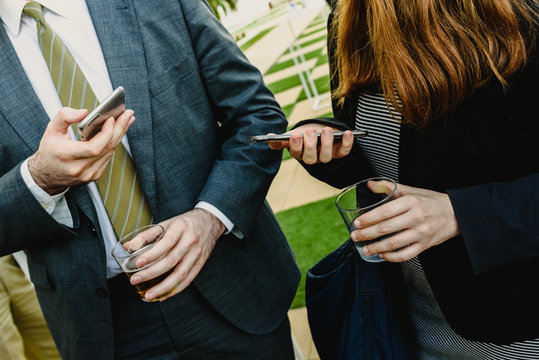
left=247, top=130, right=368, bottom=143
left=78, top=86, right=125, bottom=141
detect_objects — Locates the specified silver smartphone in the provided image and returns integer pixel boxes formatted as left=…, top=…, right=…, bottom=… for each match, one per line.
left=247, top=130, right=369, bottom=143
left=78, top=86, right=125, bottom=141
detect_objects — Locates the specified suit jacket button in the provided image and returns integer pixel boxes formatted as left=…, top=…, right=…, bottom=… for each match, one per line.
left=89, top=226, right=98, bottom=236
left=95, top=288, right=108, bottom=298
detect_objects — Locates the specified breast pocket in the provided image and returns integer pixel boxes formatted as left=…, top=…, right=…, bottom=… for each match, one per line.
left=27, top=261, right=54, bottom=291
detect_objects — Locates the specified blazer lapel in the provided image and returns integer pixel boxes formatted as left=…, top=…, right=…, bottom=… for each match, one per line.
left=0, top=26, right=49, bottom=154
left=86, top=0, right=158, bottom=214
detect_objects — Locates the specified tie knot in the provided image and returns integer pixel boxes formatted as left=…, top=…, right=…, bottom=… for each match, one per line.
left=23, top=1, right=44, bottom=23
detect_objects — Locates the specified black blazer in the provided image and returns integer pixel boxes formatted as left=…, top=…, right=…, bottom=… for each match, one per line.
left=298, top=9, right=539, bottom=344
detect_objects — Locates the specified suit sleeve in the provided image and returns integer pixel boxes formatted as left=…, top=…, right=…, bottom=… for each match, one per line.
left=0, top=163, right=76, bottom=256
left=178, top=0, right=287, bottom=236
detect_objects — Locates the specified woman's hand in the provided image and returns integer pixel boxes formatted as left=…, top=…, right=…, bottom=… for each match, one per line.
left=268, top=124, right=355, bottom=164
left=351, top=181, right=462, bottom=262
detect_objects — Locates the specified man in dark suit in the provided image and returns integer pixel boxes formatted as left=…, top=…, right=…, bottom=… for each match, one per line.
left=0, top=0, right=300, bottom=358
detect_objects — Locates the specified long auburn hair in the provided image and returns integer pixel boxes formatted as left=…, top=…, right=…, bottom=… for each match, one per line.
left=331, top=0, right=538, bottom=127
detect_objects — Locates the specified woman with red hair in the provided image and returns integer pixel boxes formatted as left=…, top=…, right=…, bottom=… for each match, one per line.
left=271, top=0, right=539, bottom=358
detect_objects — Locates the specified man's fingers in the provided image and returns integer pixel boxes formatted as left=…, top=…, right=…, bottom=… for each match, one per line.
left=69, top=117, right=115, bottom=158
left=133, top=225, right=183, bottom=271
left=157, top=257, right=204, bottom=302
left=111, top=110, right=135, bottom=145
left=73, top=151, right=114, bottom=183
left=73, top=109, right=134, bottom=159
left=49, top=108, right=88, bottom=134
left=146, top=248, right=200, bottom=301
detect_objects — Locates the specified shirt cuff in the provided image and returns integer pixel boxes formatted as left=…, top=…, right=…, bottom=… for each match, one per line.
left=20, top=159, right=73, bottom=226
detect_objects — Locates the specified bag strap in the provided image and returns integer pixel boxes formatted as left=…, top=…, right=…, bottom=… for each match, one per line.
left=357, top=256, right=379, bottom=295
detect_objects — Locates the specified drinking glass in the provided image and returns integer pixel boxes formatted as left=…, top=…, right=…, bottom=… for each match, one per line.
left=111, top=224, right=176, bottom=302
left=335, top=177, right=398, bottom=263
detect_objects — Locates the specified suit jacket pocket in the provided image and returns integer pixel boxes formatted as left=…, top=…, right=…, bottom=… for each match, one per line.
left=27, top=261, right=54, bottom=291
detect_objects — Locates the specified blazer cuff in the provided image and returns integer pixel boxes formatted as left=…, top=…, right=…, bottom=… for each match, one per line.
left=292, top=117, right=352, bottom=131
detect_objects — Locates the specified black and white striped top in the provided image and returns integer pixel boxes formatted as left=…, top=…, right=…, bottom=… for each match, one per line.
left=354, top=92, right=539, bottom=360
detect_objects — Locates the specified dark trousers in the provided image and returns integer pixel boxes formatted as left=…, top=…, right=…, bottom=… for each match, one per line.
left=108, top=274, right=294, bottom=360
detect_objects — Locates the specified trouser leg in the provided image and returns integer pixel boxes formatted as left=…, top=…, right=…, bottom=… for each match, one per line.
left=108, top=273, right=295, bottom=360
left=0, top=255, right=61, bottom=360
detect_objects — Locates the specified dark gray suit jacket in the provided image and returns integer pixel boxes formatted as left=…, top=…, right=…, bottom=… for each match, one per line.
left=0, top=0, right=300, bottom=358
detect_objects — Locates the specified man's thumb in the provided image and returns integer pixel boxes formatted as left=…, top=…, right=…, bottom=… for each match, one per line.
left=49, top=107, right=88, bottom=132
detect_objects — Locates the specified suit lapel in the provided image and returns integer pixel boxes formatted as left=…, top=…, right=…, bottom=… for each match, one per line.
left=0, top=0, right=157, bottom=223
left=0, top=25, right=49, bottom=154
left=86, top=0, right=158, bottom=214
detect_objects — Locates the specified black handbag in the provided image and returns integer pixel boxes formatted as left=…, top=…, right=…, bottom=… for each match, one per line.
left=305, top=239, right=412, bottom=359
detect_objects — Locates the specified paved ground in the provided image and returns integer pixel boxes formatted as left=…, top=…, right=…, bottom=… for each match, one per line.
left=238, top=2, right=338, bottom=358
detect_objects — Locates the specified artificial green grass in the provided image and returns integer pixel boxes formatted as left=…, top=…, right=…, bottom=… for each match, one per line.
left=276, top=195, right=349, bottom=308
left=232, top=5, right=287, bottom=35
left=320, top=111, right=334, bottom=118
left=295, top=75, right=331, bottom=103
left=239, top=26, right=276, bottom=51
left=314, top=53, right=329, bottom=67
left=267, top=68, right=329, bottom=97
left=301, top=75, right=330, bottom=100
left=281, top=103, right=296, bottom=119
left=305, top=17, right=325, bottom=29
left=267, top=73, right=303, bottom=94
left=283, top=35, right=328, bottom=54
left=298, top=24, right=326, bottom=40
left=265, top=48, right=323, bottom=75
left=282, top=149, right=292, bottom=161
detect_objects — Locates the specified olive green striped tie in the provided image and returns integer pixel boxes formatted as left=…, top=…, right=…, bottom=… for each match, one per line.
left=24, top=2, right=153, bottom=239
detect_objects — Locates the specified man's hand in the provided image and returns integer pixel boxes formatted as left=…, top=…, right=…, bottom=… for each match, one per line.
left=129, top=208, right=226, bottom=302
left=27, top=107, right=135, bottom=194
left=268, top=124, right=355, bottom=164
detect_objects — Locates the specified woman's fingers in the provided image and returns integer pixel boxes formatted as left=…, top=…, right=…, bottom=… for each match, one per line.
left=319, top=128, right=335, bottom=163
left=302, top=128, right=319, bottom=164
left=352, top=184, right=461, bottom=262
left=380, top=242, right=423, bottom=263
left=266, top=133, right=288, bottom=150
left=266, top=124, right=352, bottom=164
left=288, top=133, right=304, bottom=159
left=334, top=130, right=354, bottom=158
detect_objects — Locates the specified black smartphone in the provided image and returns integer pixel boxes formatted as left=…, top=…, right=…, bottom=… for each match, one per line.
left=247, top=130, right=369, bottom=143
left=78, top=86, right=125, bottom=141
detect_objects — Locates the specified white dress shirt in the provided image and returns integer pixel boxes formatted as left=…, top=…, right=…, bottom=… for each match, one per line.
left=1, top=0, right=234, bottom=278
